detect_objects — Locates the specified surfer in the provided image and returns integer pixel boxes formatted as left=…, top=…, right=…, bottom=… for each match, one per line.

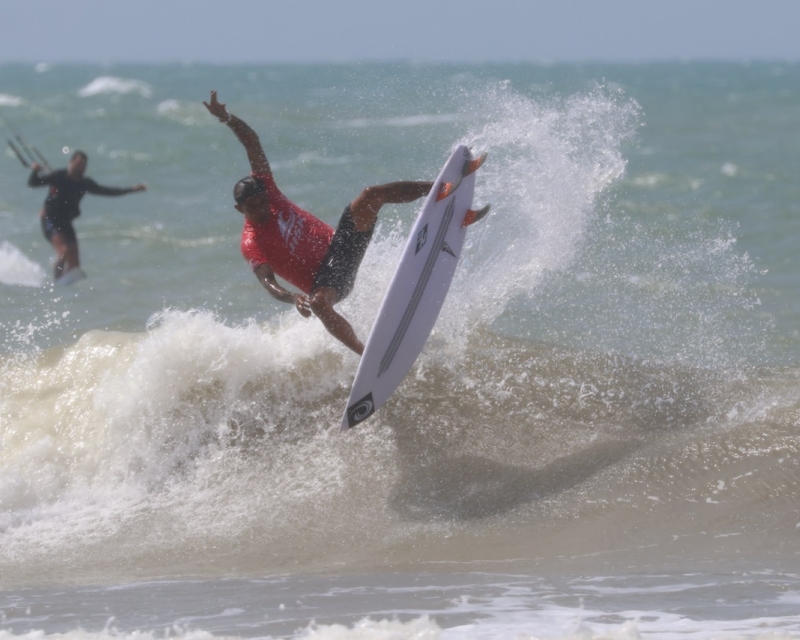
left=204, top=90, right=433, bottom=356
left=27, top=151, right=147, bottom=282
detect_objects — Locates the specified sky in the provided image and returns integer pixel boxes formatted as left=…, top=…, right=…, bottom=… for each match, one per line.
left=1, top=0, right=799, bottom=64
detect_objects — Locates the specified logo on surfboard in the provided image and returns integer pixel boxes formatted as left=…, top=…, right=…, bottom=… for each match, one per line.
left=415, top=224, right=428, bottom=254
left=347, top=392, right=375, bottom=428
left=441, top=242, right=457, bottom=258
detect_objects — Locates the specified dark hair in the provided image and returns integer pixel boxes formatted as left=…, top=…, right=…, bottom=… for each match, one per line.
left=71, top=150, right=88, bottom=161
left=233, top=176, right=266, bottom=205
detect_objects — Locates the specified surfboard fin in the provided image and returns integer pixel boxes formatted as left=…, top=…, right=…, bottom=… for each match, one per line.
left=435, top=176, right=462, bottom=202
left=462, top=204, right=490, bottom=227
left=436, top=152, right=487, bottom=202
left=462, top=152, right=487, bottom=177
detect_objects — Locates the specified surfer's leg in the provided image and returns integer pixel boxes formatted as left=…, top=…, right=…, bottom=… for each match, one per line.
left=312, top=206, right=372, bottom=302
left=308, top=286, right=364, bottom=356
left=48, top=232, right=72, bottom=279
left=44, top=217, right=80, bottom=280
left=348, top=181, right=434, bottom=232
left=51, top=235, right=80, bottom=280
left=63, top=240, right=80, bottom=272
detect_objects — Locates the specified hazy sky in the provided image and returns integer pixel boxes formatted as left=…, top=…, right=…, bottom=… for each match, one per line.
left=1, top=0, right=799, bottom=64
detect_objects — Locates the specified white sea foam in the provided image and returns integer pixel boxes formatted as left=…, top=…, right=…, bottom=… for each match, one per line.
left=721, top=162, right=739, bottom=177
left=0, top=241, right=46, bottom=287
left=156, top=99, right=208, bottom=126
left=1, top=602, right=800, bottom=640
left=341, top=113, right=458, bottom=128
left=156, top=99, right=181, bottom=114
left=0, top=94, right=24, bottom=107
left=78, top=76, right=153, bottom=99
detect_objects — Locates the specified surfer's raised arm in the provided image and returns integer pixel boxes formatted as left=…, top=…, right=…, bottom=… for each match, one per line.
left=203, top=90, right=271, bottom=175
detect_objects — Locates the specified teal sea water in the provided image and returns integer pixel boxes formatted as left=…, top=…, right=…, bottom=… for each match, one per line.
left=2, top=62, right=800, bottom=639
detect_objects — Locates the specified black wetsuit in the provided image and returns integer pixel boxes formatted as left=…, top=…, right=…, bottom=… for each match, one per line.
left=28, top=168, right=134, bottom=243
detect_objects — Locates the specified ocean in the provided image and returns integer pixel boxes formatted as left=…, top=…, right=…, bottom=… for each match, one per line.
left=1, top=61, right=800, bottom=639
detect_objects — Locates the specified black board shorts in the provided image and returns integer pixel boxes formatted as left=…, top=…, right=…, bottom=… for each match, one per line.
left=311, top=205, right=374, bottom=302
left=41, top=216, right=77, bottom=245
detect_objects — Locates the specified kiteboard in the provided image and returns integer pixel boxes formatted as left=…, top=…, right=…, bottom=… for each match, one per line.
left=55, top=267, right=86, bottom=286
left=341, top=144, right=488, bottom=430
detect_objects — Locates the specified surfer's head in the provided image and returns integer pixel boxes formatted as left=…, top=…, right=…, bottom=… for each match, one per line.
left=233, top=176, right=270, bottom=222
left=67, top=150, right=88, bottom=179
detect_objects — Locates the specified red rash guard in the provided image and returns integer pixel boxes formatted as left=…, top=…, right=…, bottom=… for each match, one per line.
left=240, top=172, right=334, bottom=293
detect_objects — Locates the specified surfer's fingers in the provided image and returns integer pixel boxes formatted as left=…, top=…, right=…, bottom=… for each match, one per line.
left=294, top=294, right=312, bottom=317
left=204, top=91, right=226, bottom=114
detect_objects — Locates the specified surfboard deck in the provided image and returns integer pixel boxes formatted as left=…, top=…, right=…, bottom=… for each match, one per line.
left=341, top=144, right=487, bottom=430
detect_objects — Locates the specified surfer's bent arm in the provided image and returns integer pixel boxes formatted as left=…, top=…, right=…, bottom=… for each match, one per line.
left=27, top=164, right=49, bottom=187
left=253, top=263, right=311, bottom=317
left=203, top=90, right=271, bottom=175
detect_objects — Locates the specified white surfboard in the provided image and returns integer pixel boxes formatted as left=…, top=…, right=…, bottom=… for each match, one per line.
left=341, top=144, right=488, bottom=430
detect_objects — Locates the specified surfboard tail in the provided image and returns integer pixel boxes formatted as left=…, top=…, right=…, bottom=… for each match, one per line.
left=435, top=176, right=462, bottom=202
left=435, top=151, right=487, bottom=202
left=462, top=152, right=487, bottom=177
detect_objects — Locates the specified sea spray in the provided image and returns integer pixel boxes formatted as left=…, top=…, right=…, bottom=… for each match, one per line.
left=530, top=213, right=770, bottom=369
left=0, top=240, right=47, bottom=287
left=414, top=80, right=768, bottom=371
left=393, top=82, right=643, bottom=363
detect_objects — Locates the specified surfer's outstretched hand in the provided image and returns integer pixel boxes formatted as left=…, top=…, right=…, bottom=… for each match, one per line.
left=203, top=90, right=228, bottom=121
left=293, top=294, right=312, bottom=318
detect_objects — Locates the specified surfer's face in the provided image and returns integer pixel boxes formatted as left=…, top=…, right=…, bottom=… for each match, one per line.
left=236, top=190, right=270, bottom=224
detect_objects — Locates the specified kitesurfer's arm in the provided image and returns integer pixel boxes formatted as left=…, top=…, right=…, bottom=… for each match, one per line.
left=203, top=90, right=271, bottom=176
left=27, top=162, right=48, bottom=187
left=253, top=263, right=312, bottom=317
left=84, top=178, right=147, bottom=196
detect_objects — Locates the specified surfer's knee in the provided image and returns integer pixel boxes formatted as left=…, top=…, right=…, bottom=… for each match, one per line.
left=349, top=186, right=385, bottom=225
left=308, top=295, right=328, bottom=317
left=308, top=288, right=337, bottom=317
left=354, top=185, right=382, bottom=204
left=50, top=234, right=69, bottom=255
